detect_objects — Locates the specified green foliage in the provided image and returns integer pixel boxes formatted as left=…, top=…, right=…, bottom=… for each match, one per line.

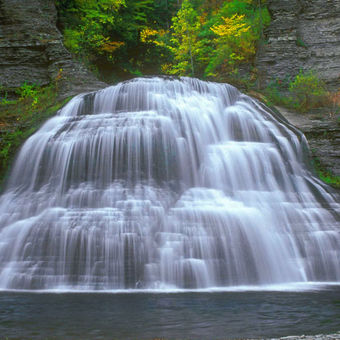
left=160, top=0, right=270, bottom=80
left=16, top=82, right=40, bottom=107
left=60, top=0, right=125, bottom=58
left=313, top=157, right=340, bottom=189
left=56, top=0, right=127, bottom=75
left=205, top=0, right=270, bottom=78
left=56, top=0, right=270, bottom=82
left=0, top=86, right=11, bottom=105
left=167, top=0, right=202, bottom=76
left=264, top=77, right=294, bottom=108
left=0, top=83, right=71, bottom=188
left=288, top=70, right=328, bottom=112
left=56, top=0, right=179, bottom=80
left=63, top=28, right=82, bottom=54
left=264, top=70, right=328, bottom=113
left=296, top=38, right=307, bottom=48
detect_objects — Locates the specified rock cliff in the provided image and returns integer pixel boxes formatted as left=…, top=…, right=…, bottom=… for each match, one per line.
left=0, top=0, right=105, bottom=99
left=256, top=0, right=340, bottom=180
left=275, top=106, right=340, bottom=177
left=256, top=0, right=340, bottom=89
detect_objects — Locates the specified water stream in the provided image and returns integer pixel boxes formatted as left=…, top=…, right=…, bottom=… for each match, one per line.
left=0, top=77, right=339, bottom=290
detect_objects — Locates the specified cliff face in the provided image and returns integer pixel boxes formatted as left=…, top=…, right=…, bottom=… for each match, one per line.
left=275, top=107, right=340, bottom=177
left=256, top=0, right=340, bottom=89
left=256, top=0, right=340, bottom=179
left=0, top=0, right=105, bottom=98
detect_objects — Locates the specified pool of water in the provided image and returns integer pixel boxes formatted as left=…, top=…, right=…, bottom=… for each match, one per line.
left=0, top=286, right=339, bottom=339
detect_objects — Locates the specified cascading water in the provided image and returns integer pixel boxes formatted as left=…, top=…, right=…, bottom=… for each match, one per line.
left=0, top=77, right=339, bottom=290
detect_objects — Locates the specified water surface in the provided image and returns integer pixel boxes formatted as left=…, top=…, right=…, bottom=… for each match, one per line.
left=1, top=287, right=339, bottom=339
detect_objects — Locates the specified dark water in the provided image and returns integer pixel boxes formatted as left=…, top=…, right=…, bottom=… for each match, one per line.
left=0, top=288, right=339, bottom=339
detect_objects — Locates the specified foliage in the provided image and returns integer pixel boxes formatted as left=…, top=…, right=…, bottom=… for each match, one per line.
left=0, top=83, right=71, bottom=188
left=16, top=82, right=40, bottom=107
left=313, top=157, right=340, bottom=189
left=296, top=37, right=307, bottom=48
left=288, top=70, right=328, bottom=112
left=263, top=77, right=294, bottom=108
left=158, top=0, right=270, bottom=79
left=264, top=70, right=329, bottom=113
left=0, top=86, right=11, bottom=105
left=166, top=0, right=202, bottom=76
left=55, top=0, right=270, bottom=82
left=56, top=0, right=179, bottom=80
left=57, top=0, right=126, bottom=61
left=206, top=13, right=254, bottom=76
left=207, top=0, right=270, bottom=78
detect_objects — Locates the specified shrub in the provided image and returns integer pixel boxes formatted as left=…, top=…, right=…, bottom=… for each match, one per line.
left=16, top=82, right=40, bottom=107
left=264, top=70, right=329, bottom=113
left=288, top=70, right=328, bottom=112
left=263, top=77, right=293, bottom=107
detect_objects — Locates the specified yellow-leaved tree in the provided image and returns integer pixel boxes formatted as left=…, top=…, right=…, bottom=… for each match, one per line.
left=206, top=13, right=255, bottom=76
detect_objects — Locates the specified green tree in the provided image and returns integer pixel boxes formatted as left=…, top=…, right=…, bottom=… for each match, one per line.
left=205, top=0, right=270, bottom=78
left=57, top=0, right=126, bottom=62
left=167, top=0, right=202, bottom=76
left=56, top=0, right=271, bottom=82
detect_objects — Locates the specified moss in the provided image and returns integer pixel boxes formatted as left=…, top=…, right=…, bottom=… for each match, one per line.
left=0, top=85, right=71, bottom=189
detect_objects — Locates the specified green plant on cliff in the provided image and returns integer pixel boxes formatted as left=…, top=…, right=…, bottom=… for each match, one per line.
left=263, top=77, right=293, bottom=107
left=289, top=70, right=328, bottom=112
left=204, top=0, right=270, bottom=79
left=0, top=86, right=12, bottom=105
left=0, top=83, right=71, bottom=188
left=264, top=70, right=328, bottom=113
left=16, top=82, right=40, bottom=108
left=313, top=157, right=340, bottom=189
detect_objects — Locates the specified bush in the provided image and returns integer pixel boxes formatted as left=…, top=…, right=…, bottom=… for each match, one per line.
left=264, top=70, right=328, bottom=113
left=16, top=82, right=40, bottom=107
left=288, top=70, right=328, bottom=112
left=263, top=77, right=293, bottom=107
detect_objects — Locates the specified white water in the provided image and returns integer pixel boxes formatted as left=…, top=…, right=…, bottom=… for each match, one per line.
left=0, top=77, right=339, bottom=290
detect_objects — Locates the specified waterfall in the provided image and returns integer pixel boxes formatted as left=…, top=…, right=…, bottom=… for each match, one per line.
left=0, top=77, right=339, bottom=290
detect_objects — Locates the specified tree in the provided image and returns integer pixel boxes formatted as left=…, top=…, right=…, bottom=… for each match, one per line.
left=165, top=0, right=203, bottom=76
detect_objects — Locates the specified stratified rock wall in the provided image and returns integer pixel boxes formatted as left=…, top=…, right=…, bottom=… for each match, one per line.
left=0, top=0, right=105, bottom=98
left=257, top=0, right=340, bottom=88
left=275, top=106, right=340, bottom=177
